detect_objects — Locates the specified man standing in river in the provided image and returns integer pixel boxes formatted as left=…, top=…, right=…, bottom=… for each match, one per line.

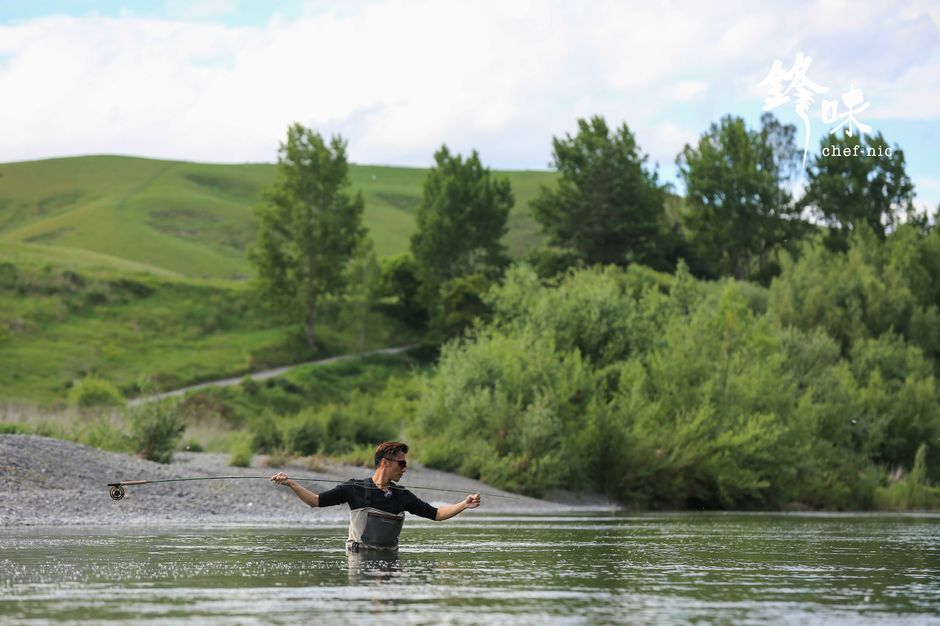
left=270, top=441, right=481, bottom=552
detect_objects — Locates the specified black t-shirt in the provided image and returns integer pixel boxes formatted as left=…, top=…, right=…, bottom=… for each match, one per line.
left=317, top=478, right=438, bottom=520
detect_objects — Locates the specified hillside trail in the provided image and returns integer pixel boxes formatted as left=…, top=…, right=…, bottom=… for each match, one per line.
left=126, top=345, right=415, bottom=406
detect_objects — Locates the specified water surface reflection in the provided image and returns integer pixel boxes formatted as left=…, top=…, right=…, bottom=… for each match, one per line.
left=1, top=513, right=938, bottom=625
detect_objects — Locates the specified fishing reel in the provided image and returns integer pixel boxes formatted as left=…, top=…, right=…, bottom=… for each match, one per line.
left=109, top=485, right=126, bottom=500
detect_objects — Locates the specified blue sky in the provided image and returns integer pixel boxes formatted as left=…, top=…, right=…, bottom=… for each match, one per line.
left=1, top=1, right=938, bottom=213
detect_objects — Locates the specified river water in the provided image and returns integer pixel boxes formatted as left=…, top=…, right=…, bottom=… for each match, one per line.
left=1, top=513, right=938, bottom=625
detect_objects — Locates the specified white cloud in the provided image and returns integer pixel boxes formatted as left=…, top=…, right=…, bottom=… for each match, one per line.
left=672, top=81, right=708, bottom=101
left=163, top=0, right=238, bottom=20
left=0, top=0, right=936, bottom=208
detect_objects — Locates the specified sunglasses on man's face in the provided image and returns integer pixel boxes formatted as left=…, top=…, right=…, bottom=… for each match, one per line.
left=385, top=457, right=407, bottom=469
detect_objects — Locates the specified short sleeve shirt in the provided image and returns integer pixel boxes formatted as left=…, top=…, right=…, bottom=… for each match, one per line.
left=317, top=478, right=438, bottom=520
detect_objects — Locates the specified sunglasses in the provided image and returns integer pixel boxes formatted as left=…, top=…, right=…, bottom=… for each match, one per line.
left=384, top=457, right=407, bottom=469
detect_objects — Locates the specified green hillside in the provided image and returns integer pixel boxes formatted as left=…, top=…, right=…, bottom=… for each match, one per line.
left=0, top=156, right=556, bottom=279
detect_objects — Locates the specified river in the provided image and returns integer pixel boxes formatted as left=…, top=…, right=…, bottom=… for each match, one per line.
left=1, top=512, right=938, bottom=625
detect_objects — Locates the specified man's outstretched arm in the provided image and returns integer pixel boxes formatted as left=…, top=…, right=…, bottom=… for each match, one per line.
left=270, top=472, right=319, bottom=507
left=435, top=494, right=481, bottom=521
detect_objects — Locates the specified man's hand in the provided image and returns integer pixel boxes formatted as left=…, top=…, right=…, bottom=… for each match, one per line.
left=436, top=493, right=482, bottom=520
left=270, top=472, right=291, bottom=486
left=271, top=472, right=319, bottom=507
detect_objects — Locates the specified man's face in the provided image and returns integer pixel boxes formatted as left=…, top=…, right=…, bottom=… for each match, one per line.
left=384, top=452, right=407, bottom=480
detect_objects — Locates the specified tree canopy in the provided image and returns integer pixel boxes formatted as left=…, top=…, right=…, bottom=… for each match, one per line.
left=531, top=116, right=669, bottom=269
left=677, top=113, right=803, bottom=282
left=800, top=131, right=915, bottom=251
left=250, top=123, right=365, bottom=348
left=410, top=145, right=513, bottom=316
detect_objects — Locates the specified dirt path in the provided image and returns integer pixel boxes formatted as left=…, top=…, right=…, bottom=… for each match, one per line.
left=127, top=345, right=415, bottom=407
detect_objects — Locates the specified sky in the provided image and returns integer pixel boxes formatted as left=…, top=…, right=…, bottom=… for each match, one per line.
left=1, top=0, right=938, bottom=212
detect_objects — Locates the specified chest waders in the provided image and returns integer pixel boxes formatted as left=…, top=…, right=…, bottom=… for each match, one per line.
left=346, top=507, right=405, bottom=553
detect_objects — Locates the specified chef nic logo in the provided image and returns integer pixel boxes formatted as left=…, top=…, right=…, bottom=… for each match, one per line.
left=757, top=53, right=887, bottom=164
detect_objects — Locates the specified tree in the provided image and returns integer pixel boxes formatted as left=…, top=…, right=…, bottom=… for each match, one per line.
left=531, top=116, right=669, bottom=269
left=800, top=131, right=915, bottom=251
left=345, top=238, right=382, bottom=352
left=677, top=113, right=804, bottom=281
left=437, top=273, right=491, bottom=339
left=410, top=145, right=513, bottom=314
left=250, top=124, right=365, bottom=349
left=379, top=253, right=427, bottom=328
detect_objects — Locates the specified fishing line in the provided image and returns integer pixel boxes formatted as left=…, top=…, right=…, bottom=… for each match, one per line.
left=106, top=476, right=522, bottom=500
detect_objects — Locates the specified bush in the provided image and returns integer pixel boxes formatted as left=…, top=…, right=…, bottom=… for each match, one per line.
left=228, top=432, right=253, bottom=467
left=127, top=399, right=186, bottom=464
left=411, top=262, right=940, bottom=509
left=241, top=375, right=260, bottom=396
left=79, top=416, right=134, bottom=453
left=264, top=447, right=294, bottom=468
left=281, top=410, right=328, bottom=456
left=436, top=273, right=491, bottom=339
left=875, top=444, right=940, bottom=510
left=68, top=377, right=124, bottom=408
left=245, top=379, right=410, bottom=459
left=250, top=412, right=283, bottom=453
left=334, top=443, right=375, bottom=467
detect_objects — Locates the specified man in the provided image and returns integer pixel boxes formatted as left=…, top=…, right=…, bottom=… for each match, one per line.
left=270, top=441, right=481, bottom=552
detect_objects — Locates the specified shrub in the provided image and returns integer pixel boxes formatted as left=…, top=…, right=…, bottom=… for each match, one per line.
left=182, top=438, right=204, bottom=452
left=334, top=443, right=375, bottom=467
left=127, top=399, right=186, bottom=464
left=68, top=378, right=124, bottom=408
left=875, top=444, right=940, bottom=510
left=280, top=410, right=327, bottom=456
left=250, top=412, right=283, bottom=453
left=228, top=432, right=253, bottom=467
left=264, top=447, right=293, bottom=468
left=79, top=416, right=134, bottom=453
left=241, top=375, right=260, bottom=396
left=412, top=262, right=940, bottom=509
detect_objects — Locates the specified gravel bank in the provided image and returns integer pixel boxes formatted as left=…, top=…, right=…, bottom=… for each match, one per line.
left=0, top=435, right=616, bottom=526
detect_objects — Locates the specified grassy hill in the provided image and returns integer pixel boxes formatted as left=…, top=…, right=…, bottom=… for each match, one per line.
left=0, top=156, right=556, bottom=279
left=0, top=258, right=425, bottom=405
left=0, top=155, right=557, bottom=404
left=0, top=154, right=688, bottom=406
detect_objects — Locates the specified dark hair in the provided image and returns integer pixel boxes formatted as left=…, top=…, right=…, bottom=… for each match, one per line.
left=374, top=441, right=408, bottom=467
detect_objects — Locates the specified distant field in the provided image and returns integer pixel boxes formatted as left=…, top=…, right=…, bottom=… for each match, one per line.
left=0, top=261, right=422, bottom=405
left=0, top=155, right=554, bottom=404
left=0, top=156, right=556, bottom=279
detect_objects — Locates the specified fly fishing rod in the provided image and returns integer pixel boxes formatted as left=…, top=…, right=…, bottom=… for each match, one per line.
left=107, top=476, right=523, bottom=500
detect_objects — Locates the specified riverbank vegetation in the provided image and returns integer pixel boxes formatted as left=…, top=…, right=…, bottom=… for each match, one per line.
left=2, top=114, right=938, bottom=510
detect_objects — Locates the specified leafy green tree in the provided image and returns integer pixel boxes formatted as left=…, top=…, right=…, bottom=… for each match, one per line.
left=250, top=124, right=365, bottom=349
left=410, top=145, right=513, bottom=314
left=378, top=253, right=427, bottom=328
left=345, top=238, right=382, bottom=352
left=437, top=273, right=491, bottom=339
left=769, top=227, right=940, bottom=362
left=800, top=131, right=915, bottom=251
left=677, top=114, right=804, bottom=281
left=532, top=116, right=669, bottom=268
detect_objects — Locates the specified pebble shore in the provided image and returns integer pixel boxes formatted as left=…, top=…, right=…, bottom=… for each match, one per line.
left=0, top=435, right=615, bottom=526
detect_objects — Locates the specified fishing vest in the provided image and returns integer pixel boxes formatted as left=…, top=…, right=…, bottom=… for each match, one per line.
left=346, top=507, right=405, bottom=552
